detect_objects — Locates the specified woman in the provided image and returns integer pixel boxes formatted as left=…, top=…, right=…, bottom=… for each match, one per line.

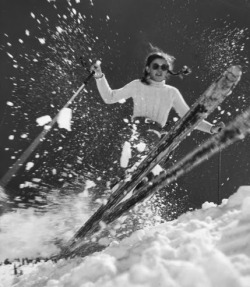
left=91, top=48, right=223, bottom=171
left=91, top=50, right=223, bottom=134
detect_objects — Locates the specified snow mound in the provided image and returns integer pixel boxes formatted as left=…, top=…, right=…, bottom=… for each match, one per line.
left=1, top=186, right=250, bottom=287
left=227, top=185, right=250, bottom=208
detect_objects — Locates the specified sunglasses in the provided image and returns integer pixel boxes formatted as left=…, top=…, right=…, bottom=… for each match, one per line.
left=151, top=63, right=169, bottom=71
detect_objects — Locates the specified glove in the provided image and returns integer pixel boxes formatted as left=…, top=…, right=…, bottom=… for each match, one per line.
left=181, top=65, right=192, bottom=75
left=210, top=122, right=225, bottom=134
left=90, top=60, right=103, bottom=79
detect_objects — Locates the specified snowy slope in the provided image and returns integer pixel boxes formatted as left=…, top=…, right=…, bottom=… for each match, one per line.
left=1, top=186, right=250, bottom=287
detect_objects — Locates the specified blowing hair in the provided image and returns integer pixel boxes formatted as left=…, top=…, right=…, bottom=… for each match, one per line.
left=141, top=44, right=191, bottom=85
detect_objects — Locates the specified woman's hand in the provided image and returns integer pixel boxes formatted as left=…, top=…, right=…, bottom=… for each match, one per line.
left=210, top=122, right=225, bottom=134
left=90, top=60, right=103, bottom=79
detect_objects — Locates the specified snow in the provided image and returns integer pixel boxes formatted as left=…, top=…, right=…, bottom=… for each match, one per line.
left=38, top=38, right=46, bottom=45
left=1, top=186, right=250, bottom=287
left=25, top=162, right=34, bottom=171
left=120, top=141, right=132, bottom=168
left=57, top=108, right=72, bottom=131
left=8, top=135, right=14, bottom=140
left=6, top=101, right=14, bottom=106
left=36, top=115, right=52, bottom=126
left=56, top=27, right=64, bottom=33
left=20, top=134, right=28, bottom=139
left=6, top=52, right=14, bottom=59
left=0, top=182, right=94, bottom=262
left=36, top=109, right=72, bottom=131
left=135, top=142, right=146, bottom=153
left=151, top=164, right=164, bottom=176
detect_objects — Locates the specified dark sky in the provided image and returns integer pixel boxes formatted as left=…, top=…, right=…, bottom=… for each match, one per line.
left=0, top=0, right=250, bottom=210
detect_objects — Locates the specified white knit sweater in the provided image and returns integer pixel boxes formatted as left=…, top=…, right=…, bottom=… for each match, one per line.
left=96, top=75, right=213, bottom=133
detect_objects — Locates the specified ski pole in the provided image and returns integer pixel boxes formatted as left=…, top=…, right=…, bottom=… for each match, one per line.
left=217, top=147, right=222, bottom=204
left=0, top=60, right=99, bottom=189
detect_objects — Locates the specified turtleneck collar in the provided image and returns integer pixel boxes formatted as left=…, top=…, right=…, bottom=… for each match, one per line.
left=148, top=79, right=166, bottom=87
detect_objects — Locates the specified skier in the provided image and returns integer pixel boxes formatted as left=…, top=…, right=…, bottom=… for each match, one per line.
left=59, top=60, right=240, bottom=251
left=91, top=47, right=223, bottom=145
left=90, top=47, right=224, bottom=189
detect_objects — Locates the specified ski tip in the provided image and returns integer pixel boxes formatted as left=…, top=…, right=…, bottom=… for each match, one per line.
left=226, top=65, right=242, bottom=83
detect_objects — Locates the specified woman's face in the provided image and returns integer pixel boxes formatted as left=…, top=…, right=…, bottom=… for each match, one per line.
left=146, top=58, right=169, bottom=82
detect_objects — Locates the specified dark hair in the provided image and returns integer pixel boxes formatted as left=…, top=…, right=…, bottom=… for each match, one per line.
left=141, top=45, right=191, bottom=85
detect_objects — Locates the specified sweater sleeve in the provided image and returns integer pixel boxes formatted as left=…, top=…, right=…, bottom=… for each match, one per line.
left=172, top=88, right=213, bottom=134
left=95, top=75, right=136, bottom=104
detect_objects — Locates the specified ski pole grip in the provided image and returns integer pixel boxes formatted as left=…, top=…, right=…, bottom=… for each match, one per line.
left=93, top=60, right=103, bottom=79
left=95, top=60, right=101, bottom=67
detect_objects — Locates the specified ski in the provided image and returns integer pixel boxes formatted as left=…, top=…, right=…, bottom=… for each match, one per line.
left=66, top=105, right=250, bottom=257
left=59, top=65, right=241, bottom=257
left=100, top=106, right=250, bottom=226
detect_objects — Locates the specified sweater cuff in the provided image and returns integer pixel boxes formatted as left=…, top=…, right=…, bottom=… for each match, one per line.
left=94, top=73, right=104, bottom=79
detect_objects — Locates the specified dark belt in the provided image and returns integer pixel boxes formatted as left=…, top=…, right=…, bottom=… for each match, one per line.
left=131, top=117, right=163, bottom=133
